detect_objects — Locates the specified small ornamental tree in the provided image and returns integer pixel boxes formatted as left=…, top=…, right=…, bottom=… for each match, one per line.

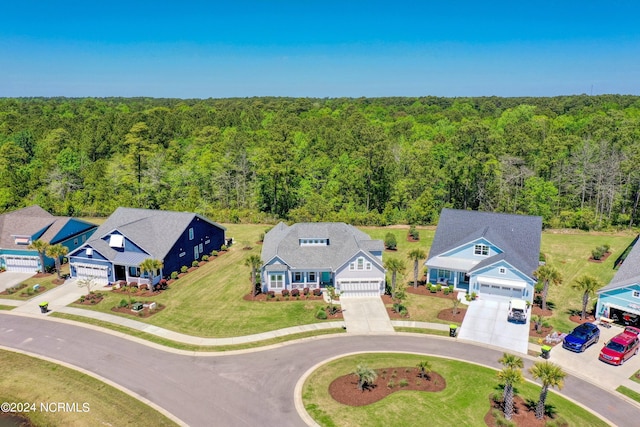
left=353, top=364, right=378, bottom=391
left=77, top=276, right=98, bottom=295
left=416, top=360, right=432, bottom=380
left=384, top=232, right=397, bottom=250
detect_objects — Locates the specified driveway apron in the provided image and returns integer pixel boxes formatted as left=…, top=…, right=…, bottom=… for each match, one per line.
left=458, top=297, right=530, bottom=354
left=339, top=296, right=394, bottom=334
left=0, top=272, right=35, bottom=293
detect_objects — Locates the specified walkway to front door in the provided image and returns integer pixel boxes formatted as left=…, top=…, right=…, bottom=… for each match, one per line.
left=339, top=296, right=394, bottom=334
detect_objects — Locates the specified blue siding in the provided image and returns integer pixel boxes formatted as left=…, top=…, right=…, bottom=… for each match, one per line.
left=163, top=217, right=225, bottom=275
left=53, top=219, right=97, bottom=244
left=597, top=284, right=640, bottom=317
left=69, top=258, right=114, bottom=281
left=441, top=238, right=503, bottom=260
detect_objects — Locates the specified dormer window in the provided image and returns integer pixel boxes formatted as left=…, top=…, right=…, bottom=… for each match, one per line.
left=349, top=256, right=369, bottom=271
left=13, top=236, right=30, bottom=245
left=300, top=238, right=328, bottom=246
left=85, top=248, right=93, bottom=257
left=474, top=244, right=489, bottom=256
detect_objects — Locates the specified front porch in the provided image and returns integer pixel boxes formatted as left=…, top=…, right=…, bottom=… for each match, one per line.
left=427, top=268, right=470, bottom=292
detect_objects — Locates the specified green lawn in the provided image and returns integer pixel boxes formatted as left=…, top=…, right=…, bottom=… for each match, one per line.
left=303, top=353, right=608, bottom=427
left=0, top=349, right=177, bottom=426
left=616, top=385, right=640, bottom=403
left=0, top=274, right=62, bottom=300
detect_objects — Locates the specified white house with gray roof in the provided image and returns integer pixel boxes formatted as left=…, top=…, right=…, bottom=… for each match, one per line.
left=596, top=236, right=640, bottom=326
left=260, top=222, right=386, bottom=297
left=425, top=209, right=542, bottom=302
left=68, top=207, right=225, bottom=286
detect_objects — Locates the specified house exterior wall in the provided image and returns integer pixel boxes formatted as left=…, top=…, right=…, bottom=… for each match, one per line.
left=596, top=284, right=640, bottom=318
left=469, top=262, right=534, bottom=302
left=335, top=252, right=385, bottom=281
left=56, top=229, right=96, bottom=254
left=164, top=217, right=225, bottom=275
left=442, top=238, right=503, bottom=260
left=0, top=249, right=39, bottom=269
left=69, top=257, right=114, bottom=282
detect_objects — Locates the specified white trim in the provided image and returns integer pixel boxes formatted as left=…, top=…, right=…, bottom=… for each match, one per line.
left=476, top=276, right=527, bottom=289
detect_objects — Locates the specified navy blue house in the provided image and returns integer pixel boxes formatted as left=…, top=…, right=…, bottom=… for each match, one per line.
left=68, top=207, right=226, bottom=285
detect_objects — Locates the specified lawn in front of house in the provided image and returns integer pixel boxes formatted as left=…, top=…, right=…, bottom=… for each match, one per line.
left=70, top=224, right=330, bottom=338
left=0, top=272, right=64, bottom=300
left=0, top=349, right=177, bottom=427
left=302, top=353, right=607, bottom=427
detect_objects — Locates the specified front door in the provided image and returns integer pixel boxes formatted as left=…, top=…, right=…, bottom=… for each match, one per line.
left=114, top=265, right=126, bottom=281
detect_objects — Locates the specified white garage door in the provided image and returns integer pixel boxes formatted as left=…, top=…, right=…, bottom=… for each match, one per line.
left=479, top=283, right=522, bottom=299
left=338, top=279, right=383, bottom=297
left=3, top=256, right=39, bottom=273
left=74, top=264, right=109, bottom=285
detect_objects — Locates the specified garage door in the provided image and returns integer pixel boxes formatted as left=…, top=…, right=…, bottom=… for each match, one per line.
left=337, top=279, right=383, bottom=297
left=479, top=283, right=523, bottom=299
left=3, top=256, right=39, bottom=273
left=74, top=264, right=109, bottom=285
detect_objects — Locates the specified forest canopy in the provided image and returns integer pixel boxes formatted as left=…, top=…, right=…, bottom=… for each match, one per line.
left=1, top=95, right=639, bottom=230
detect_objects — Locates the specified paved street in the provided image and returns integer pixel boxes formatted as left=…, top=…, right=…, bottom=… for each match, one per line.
left=1, top=313, right=639, bottom=427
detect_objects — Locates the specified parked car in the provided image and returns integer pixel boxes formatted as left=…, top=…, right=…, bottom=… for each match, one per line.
left=507, top=299, right=527, bottom=323
left=562, top=322, right=600, bottom=352
left=599, top=326, right=640, bottom=365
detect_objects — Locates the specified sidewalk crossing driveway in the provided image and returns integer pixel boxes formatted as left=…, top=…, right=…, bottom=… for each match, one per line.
left=458, top=297, right=530, bottom=354
left=340, top=297, right=394, bottom=334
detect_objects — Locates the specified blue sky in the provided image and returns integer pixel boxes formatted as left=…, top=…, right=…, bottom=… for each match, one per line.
left=1, top=1, right=639, bottom=98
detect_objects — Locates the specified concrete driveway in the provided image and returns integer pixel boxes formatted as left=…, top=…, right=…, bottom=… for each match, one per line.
left=548, top=323, right=640, bottom=389
left=458, top=297, right=530, bottom=354
left=0, top=272, right=34, bottom=292
left=339, top=297, right=394, bottom=334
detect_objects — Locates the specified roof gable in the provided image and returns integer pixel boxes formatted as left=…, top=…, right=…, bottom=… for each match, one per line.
left=599, top=236, right=640, bottom=293
left=428, top=209, right=542, bottom=279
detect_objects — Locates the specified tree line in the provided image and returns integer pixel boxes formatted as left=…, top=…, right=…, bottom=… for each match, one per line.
left=1, top=95, right=639, bottom=229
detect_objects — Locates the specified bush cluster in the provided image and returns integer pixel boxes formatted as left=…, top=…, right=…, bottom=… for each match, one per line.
left=591, top=244, right=611, bottom=260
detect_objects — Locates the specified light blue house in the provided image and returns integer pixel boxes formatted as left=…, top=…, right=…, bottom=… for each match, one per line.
left=260, top=222, right=386, bottom=297
left=425, top=209, right=542, bottom=302
left=0, top=205, right=97, bottom=273
left=596, top=236, right=640, bottom=325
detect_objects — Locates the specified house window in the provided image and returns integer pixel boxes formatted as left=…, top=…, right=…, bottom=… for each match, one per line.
left=349, top=262, right=355, bottom=271
left=366, top=262, right=371, bottom=270
left=199, top=243, right=203, bottom=253
left=194, top=246, right=199, bottom=259
left=189, top=228, right=194, bottom=240
left=293, top=272, right=302, bottom=282
left=300, top=238, right=327, bottom=246
left=309, top=272, right=316, bottom=282
left=74, top=238, right=78, bottom=245
left=357, top=257, right=364, bottom=270
left=128, top=266, right=139, bottom=277
left=499, top=267, right=506, bottom=274
left=179, top=252, right=186, bottom=257
left=633, top=291, right=640, bottom=299
left=82, top=235, right=86, bottom=243
left=270, top=274, right=284, bottom=289
left=474, top=244, right=489, bottom=256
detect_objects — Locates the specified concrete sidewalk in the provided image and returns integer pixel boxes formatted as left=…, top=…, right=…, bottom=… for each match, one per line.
left=10, top=279, right=86, bottom=315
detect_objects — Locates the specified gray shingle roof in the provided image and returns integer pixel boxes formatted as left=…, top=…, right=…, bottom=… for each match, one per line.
left=261, top=222, right=383, bottom=270
left=0, top=205, right=95, bottom=249
left=81, top=207, right=225, bottom=261
left=427, top=208, right=542, bottom=278
left=598, top=237, right=640, bottom=293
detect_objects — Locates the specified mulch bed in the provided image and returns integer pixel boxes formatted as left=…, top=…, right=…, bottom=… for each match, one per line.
left=110, top=287, right=164, bottom=298
left=111, top=303, right=166, bottom=318
left=329, top=367, right=446, bottom=406
left=485, top=395, right=557, bottom=427
left=437, top=307, right=467, bottom=323
left=405, top=284, right=457, bottom=299
left=569, top=313, right=597, bottom=325
left=406, top=235, right=420, bottom=242
left=244, top=292, right=325, bottom=302
left=75, top=293, right=105, bottom=305
left=588, top=251, right=611, bottom=263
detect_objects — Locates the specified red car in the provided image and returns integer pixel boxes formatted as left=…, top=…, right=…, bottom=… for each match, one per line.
left=599, top=326, right=640, bottom=365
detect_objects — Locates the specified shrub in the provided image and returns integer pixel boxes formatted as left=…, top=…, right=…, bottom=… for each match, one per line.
left=129, top=282, right=138, bottom=287
left=281, top=289, right=290, bottom=297
left=303, top=287, right=310, bottom=296
left=220, top=245, right=228, bottom=251
left=180, top=266, right=188, bottom=273
left=291, top=289, right=300, bottom=297
left=408, top=225, right=419, bottom=240
left=139, top=284, right=148, bottom=291
left=202, top=255, right=209, bottom=261
left=315, top=308, right=327, bottom=320
left=443, top=288, right=450, bottom=295
left=313, top=288, right=322, bottom=296
left=591, top=247, right=605, bottom=260
left=430, top=285, right=437, bottom=293
left=384, top=232, right=397, bottom=250
left=435, top=284, right=442, bottom=292
left=119, top=299, right=128, bottom=308
left=399, top=379, right=409, bottom=387
left=171, top=271, right=179, bottom=279
left=211, top=250, right=219, bottom=257
left=192, top=260, right=199, bottom=267
left=258, top=232, right=265, bottom=242
left=267, top=291, right=275, bottom=298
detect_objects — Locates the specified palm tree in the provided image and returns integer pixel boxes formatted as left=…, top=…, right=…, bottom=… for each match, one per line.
left=498, top=353, right=524, bottom=369
left=529, top=361, right=566, bottom=420
left=244, top=254, right=262, bottom=298
left=416, top=360, right=432, bottom=380
left=139, top=258, right=164, bottom=288
left=45, top=243, right=68, bottom=279
left=27, top=239, right=50, bottom=273
left=531, top=314, right=545, bottom=334
left=534, top=264, right=562, bottom=310
left=497, top=367, right=524, bottom=420
left=353, top=364, right=378, bottom=391
left=572, top=274, right=602, bottom=320
left=407, top=248, right=426, bottom=289
left=384, top=257, right=405, bottom=298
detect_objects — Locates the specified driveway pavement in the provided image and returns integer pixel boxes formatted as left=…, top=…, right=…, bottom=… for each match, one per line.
left=11, top=278, right=86, bottom=315
left=0, top=271, right=34, bottom=292
left=458, top=297, right=530, bottom=354
left=339, top=296, right=394, bottom=333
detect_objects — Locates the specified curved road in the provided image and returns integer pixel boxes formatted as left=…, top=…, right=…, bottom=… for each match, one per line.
left=0, top=313, right=636, bottom=426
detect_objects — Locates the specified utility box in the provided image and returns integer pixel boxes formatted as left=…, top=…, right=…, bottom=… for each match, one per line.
left=131, top=302, right=143, bottom=312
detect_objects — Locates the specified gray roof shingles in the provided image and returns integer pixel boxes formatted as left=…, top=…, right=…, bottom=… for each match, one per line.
left=427, top=208, right=542, bottom=278
left=79, top=207, right=225, bottom=261
left=599, top=237, right=640, bottom=292
left=261, top=222, right=383, bottom=270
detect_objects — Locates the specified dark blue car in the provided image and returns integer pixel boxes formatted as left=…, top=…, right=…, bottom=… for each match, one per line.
left=562, top=322, right=600, bottom=352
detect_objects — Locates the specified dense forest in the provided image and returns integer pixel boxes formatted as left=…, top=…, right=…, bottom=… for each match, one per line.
left=1, top=95, right=639, bottom=229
